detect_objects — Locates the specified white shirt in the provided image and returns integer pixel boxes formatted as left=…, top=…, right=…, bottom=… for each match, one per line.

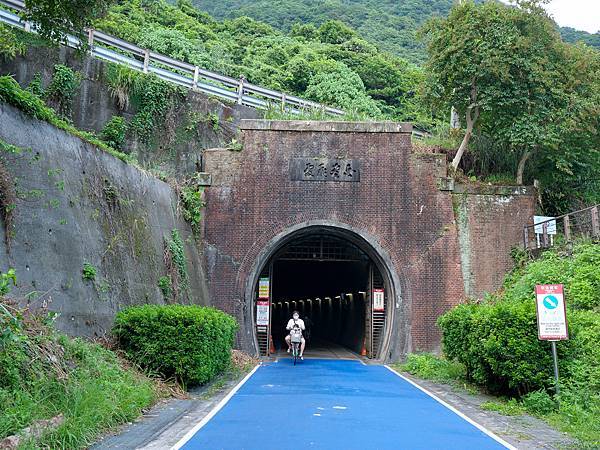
left=286, top=318, right=305, bottom=331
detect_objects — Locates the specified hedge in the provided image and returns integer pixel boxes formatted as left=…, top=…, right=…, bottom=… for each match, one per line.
left=113, top=305, right=238, bottom=386
left=438, top=242, right=600, bottom=398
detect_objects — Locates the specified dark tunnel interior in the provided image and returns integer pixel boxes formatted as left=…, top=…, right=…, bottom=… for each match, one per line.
left=268, top=234, right=372, bottom=355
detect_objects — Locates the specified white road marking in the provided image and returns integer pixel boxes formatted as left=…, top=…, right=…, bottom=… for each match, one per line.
left=171, top=364, right=261, bottom=450
left=384, top=365, right=517, bottom=450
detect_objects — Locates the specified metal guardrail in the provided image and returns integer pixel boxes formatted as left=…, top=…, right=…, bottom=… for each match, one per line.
left=523, top=204, right=600, bottom=250
left=0, top=0, right=345, bottom=116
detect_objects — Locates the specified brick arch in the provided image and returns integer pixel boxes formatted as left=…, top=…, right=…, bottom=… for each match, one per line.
left=238, top=220, right=410, bottom=360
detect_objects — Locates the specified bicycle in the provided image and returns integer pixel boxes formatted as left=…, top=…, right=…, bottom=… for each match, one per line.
left=290, top=327, right=303, bottom=365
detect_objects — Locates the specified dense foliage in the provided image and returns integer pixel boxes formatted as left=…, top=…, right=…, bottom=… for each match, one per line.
left=21, top=0, right=116, bottom=43
left=94, top=0, right=430, bottom=124
left=421, top=1, right=600, bottom=213
left=113, top=304, right=238, bottom=386
left=0, top=274, right=157, bottom=448
left=192, top=0, right=600, bottom=63
left=438, top=242, right=600, bottom=444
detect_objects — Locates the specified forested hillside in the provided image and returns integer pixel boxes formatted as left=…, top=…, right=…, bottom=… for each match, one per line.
left=192, top=0, right=600, bottom=63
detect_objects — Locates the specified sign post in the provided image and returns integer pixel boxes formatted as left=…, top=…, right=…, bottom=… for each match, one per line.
left=535, top=284, right=568, bottom=395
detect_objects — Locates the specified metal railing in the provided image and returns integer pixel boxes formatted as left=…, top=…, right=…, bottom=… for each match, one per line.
left=0, top=0, right=345, bottom=116
left=523, top=204, right=600, bottom=250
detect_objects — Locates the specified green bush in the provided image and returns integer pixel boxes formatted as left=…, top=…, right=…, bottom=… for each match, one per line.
left=101, top=116, right=127, bottom=151
left=439, top=242, right=600, bottom=445
left=113, top=305, right=238, bottom=386
left=522, top=390, right=557, bottom=416
left=438, top=299, right=554, bottom=395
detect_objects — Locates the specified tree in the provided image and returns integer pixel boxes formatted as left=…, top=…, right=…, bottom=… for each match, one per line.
left=22, top=0, right=116, bottom=43
left=421, top=1, right=564, bottom=174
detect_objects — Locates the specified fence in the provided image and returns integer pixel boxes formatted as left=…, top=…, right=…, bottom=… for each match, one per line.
left=0, top=0, right=345, bottom=116
left=523, top=205, right=600, bottom=250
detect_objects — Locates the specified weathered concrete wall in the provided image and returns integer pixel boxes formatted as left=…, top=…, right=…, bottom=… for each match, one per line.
left=0, top=46, right=259, bottom=177
left=453, top=184, right=536, bottom=298
left=0, top=102, right=209, bottom=337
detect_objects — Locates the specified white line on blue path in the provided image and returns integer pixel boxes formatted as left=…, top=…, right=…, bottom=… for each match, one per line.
left=171, top=364, right=261, bottom=450
left=384, top=365, right=517, bottom=450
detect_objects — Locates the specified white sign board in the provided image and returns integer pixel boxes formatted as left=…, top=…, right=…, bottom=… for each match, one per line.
left=534, top=216, right=557, bottom=235
left=373, top=289, right=385, bottom=312
left=256, top=300, right=269, bottom=326
left=535, top=284, right=568, bottom=340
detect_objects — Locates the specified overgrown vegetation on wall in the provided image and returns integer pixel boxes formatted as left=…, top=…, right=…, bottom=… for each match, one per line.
left=160, top=229, right=189, bottom=302
left=0, top=139, right=17, bottom=251
left=0, top=271, right=160, bottom=448
left=44, top=64, right=81, bottom=118
left=0, top=75, right=132, bottom=163
left=432, top=242, right=600, bottom=446
left=113, top=304, right=238, bottom=386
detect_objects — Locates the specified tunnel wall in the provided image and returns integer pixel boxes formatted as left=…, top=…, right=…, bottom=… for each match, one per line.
left=453, top=184, right=537, bottom=298
left=202, top=121, right=536, bottom=359
left=203, top=121, right=461, bottom=358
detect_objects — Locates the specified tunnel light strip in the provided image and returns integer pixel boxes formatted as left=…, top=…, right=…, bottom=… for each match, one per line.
left=171, top=364, right=261, bottom=450
left=384, top=365, right=517, bottom=450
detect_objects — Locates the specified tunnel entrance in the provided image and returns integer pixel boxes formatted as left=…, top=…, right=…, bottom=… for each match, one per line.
left=252, top=228, right=390, bottom=360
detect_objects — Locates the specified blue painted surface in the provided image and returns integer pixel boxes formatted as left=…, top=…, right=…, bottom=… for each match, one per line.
left=182, top=359, right=507, bottom=450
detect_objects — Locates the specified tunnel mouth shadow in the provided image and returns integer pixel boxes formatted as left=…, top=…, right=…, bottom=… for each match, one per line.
left=247, top=224, right=396, bottom=361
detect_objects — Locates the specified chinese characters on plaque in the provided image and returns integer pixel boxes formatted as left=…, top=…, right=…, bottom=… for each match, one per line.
left=291, top=158, right=360, bottom=182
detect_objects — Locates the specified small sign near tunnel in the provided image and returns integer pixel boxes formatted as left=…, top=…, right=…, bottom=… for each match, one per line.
left=373, top=289, right=385, bottom=311
left=256, top=300, right=270, bottom=326
left=259, top=278, right=270, bottom=299
left=535, top=284, right=568, bottom=340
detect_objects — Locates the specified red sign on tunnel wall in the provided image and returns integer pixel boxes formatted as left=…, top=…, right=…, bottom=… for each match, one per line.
left=373, top=289, right=385, bottom=311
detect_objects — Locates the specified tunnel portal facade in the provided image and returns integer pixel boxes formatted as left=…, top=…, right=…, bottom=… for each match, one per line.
left=202, top=120, right=535, bottom=361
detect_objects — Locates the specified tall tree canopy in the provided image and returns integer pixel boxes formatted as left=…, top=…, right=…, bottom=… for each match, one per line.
left=22, top=0, right=115, bottom=42
left=422, top=0, right=599, bottom=212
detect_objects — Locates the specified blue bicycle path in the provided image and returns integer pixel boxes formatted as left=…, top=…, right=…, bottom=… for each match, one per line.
left=181, top=359, right=508, bottom=450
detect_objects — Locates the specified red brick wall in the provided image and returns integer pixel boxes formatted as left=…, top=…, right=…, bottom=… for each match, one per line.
left=453, top=185, right=536, bottom=298
left=202, top=121, right=535, bottom=358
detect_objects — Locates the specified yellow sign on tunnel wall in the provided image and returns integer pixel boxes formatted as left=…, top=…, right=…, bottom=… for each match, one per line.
left=259, top=277, right=270, bottom=299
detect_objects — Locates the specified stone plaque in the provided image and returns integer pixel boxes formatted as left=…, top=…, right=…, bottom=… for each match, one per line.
left=290, top=158, right=360, bottom=182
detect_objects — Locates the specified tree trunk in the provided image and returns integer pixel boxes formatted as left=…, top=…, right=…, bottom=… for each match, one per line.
left=451, top=104, right=479, bottom=171
left=516, top=149, right=533, bottom=185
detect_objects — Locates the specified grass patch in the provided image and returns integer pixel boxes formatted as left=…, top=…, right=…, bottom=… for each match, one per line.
left=0, top=297, right=162, bottom=449
left=395, top=353, right=466, bottom=383
left=481, top=400, right=525, bottom=416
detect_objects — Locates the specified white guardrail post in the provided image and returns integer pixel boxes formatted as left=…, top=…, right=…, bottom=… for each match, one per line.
left=237, top=76, right=245, bottom=105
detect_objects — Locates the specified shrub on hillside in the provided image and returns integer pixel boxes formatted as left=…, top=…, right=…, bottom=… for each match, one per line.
left=438, top=242, right=600, bottom=396
left=438, top=299, right=554, bottom=395
left=113, top=305, right=238, bottom=386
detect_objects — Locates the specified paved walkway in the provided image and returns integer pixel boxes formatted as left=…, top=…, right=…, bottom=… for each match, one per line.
left=272, top=338, right=362, bottom=360
left=175, top=359, right=511, bottom=450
